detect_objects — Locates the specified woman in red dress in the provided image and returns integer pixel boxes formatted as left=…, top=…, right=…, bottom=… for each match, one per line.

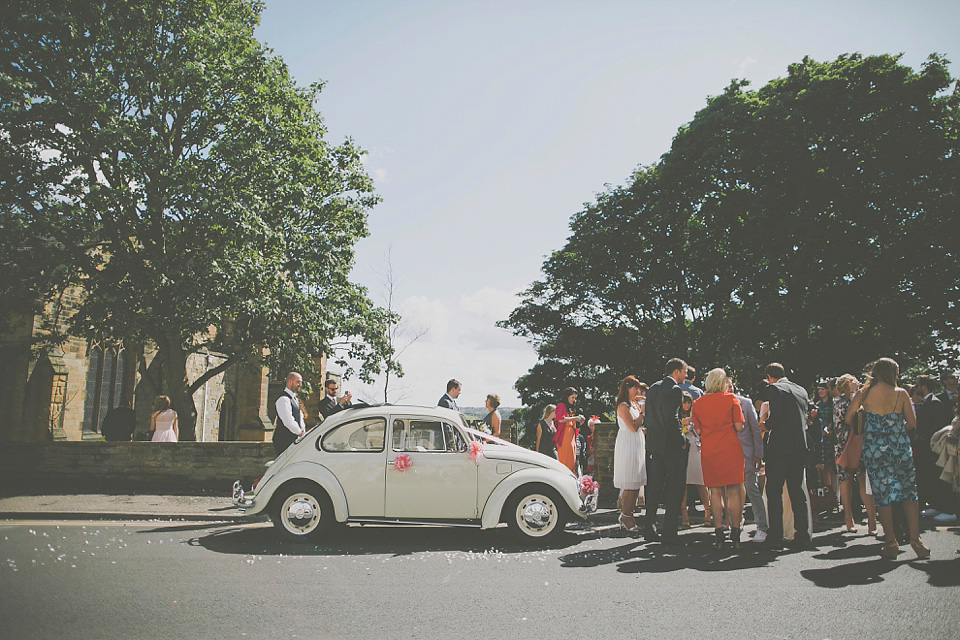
left=554, top=387, right=584, bottom=473
left=693, top=368, right=746, bottom=548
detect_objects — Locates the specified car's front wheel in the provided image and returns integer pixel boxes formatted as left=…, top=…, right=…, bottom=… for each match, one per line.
left=271, top=481, right=334, bottom=542
left=505, top=484, right=567, bottom=541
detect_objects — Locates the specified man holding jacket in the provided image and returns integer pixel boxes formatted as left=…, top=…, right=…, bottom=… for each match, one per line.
left=763, top=362, right=812, bottom=548
left=643, top=357, right=689, bottom=544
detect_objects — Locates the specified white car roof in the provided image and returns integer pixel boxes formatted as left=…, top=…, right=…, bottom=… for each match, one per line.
left=318, top=404, right=466, bottom=429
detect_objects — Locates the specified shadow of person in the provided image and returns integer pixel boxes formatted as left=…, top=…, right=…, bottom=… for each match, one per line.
left=560, top=530, right=779, bottom=573
left=810, top=531, right=881, bottom=561
left=800, top=557, right=900, bottom=588
left=912, top=557, right=960, bottom=587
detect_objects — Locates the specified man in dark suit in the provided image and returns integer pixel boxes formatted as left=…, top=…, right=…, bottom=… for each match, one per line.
left=643, top=357, right=688, bottom=544
left=762, top=362, right=812, bottom=548
left=100, top=401, right=136, bottom=441
left=915, top=375, right=956, bottom=521
left=937, top=370, right=958, bottom=408
left=437, top=379, right=462, bottom=411
left=318, top=378, right=352, bottom=421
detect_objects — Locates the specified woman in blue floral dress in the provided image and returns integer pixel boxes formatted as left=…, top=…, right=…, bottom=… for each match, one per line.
left=846, top=358, right=930, bottom=560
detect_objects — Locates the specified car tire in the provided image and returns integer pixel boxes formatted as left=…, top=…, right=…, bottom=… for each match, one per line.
left=505, top=484, right=567, bottom=541
left=271, top=481, right=335, bottom=542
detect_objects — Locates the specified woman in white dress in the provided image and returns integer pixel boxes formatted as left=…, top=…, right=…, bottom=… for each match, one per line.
left=149, top=395, right=179, bottom=442
left=614, top=376, right=647, bottom=532
left=679, top=392, right=712, bottom=528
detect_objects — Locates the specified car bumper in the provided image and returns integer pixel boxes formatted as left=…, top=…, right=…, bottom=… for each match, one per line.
left=232, top=480, right=254, bottom=508
left=579, top=488, right=599, bottom=516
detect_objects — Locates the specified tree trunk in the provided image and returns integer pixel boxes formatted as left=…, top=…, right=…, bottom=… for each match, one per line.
left=156, top=333, right=199, bottom=441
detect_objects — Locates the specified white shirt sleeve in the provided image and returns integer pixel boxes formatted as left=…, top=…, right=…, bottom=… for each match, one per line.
left=275, top=393, right=302, bottom=435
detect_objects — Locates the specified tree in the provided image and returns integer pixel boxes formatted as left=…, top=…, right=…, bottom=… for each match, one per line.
left=500, top=53, right=959, bottom=407
left=376, top=245, right=427, bottom=403
left=0, top=0, right=393, bottom=439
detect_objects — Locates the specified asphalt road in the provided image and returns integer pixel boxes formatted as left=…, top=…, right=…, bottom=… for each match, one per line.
left=1, top=518, right=958, bottom=640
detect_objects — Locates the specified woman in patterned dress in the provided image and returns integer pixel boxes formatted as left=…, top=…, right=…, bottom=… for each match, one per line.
left=846, top=358, right=929, bottom=559
left=833, top=374, right=876, bottom=534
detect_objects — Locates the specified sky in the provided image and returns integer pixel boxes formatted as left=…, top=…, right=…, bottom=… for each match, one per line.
left=254, top=0, right=960, bottom=408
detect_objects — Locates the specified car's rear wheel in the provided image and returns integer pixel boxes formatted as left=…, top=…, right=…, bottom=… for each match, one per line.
left=271, top=481, right=334, bottom=542
left=505, top=484, right=567, bottom=541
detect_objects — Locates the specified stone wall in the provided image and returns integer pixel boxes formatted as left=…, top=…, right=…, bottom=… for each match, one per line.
left=591, top=422, right=618, bottom=507
left=0, top=442, right=275, bottom=495
left=0, top=423, right=625, bottom=501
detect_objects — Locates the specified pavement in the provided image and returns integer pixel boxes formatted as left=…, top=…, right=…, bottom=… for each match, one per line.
left=0, top=493, right=627, bottom=527
left=0, top=493, right=254, bottom=522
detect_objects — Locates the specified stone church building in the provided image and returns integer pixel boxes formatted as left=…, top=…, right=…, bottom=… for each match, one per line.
left=1, top=290, right=332, bottom=442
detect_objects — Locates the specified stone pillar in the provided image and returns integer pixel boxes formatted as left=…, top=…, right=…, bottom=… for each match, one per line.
left=48, top=352, right=69, bottom=441
left=303, top=354, right=328, bottom=429
left=0, top=312, right=35, bottom=442
left=235, top=362, right=271, bottom=441
left=593, top=421, right=618, bottom=508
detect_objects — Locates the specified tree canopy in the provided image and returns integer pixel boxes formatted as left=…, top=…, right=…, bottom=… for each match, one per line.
left=500, top=53, right=959, bottom=416
left=0, top=0, right=393, bottom=438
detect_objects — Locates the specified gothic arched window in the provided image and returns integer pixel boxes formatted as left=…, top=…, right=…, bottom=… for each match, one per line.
left=82, top=342, right=127, bottom=435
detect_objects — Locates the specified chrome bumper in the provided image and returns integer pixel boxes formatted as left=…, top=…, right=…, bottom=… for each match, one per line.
left=232, top=480, right=253, bottom=508
left=579, top=488, right=598, bottom=515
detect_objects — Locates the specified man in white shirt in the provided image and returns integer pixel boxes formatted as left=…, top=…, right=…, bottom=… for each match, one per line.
left=273, top=372, right=306, bottom=456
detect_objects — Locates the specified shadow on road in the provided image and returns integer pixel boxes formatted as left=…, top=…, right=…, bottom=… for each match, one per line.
left=800, top=531, right=960, bottom=589
left=190, top=522, right=592, bottom=556
left=560, top=529, right=785, bottom=573
left=801, top=554, right=960, bottom=589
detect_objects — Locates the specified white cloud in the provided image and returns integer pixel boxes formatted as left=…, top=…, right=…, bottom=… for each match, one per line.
left=737, top=56, right=758, bottom=78
left=340, top=286, right=536, bottom=408
left=459, top=286, right=520, bottom=320
left=399, top=295, right=450, bottom=340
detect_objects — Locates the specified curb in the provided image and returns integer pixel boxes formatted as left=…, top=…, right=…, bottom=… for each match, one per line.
left=0, top=511, right=263, bottom=522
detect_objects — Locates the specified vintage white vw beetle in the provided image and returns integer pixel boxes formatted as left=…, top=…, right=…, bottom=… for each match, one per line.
left=233, top=404, right=597, bottom=541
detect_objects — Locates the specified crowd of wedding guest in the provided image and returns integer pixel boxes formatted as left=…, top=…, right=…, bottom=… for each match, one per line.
left=545, top=358, right=959, bottom=558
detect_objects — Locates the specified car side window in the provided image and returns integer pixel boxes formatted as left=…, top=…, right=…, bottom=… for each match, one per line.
left=320, top=418, right=386, bottom=452
left=443, top=421, right=467, bottom=452
left=392, top=419, right=459, bottom=452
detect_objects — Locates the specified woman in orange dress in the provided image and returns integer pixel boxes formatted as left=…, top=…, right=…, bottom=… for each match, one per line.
left=554, top=387, right=585, bottom=473
left=692, top=368, right=745, bottom=548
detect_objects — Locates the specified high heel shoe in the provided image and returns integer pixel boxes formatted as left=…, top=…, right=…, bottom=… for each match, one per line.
left=910, top=537, right=931, bottom=559
left=879, top=540, right=900, bottom=560
left=618, top=514, right=640, bottom=533
left=714, top=527, right=725, bottom=550
left=730, top=527, right=742, bottom=550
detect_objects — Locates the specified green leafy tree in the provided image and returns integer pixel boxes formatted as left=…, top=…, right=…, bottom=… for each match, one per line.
left=0, top=0, right=393, bottom=439
left=501, top=53, right=959, bottom=406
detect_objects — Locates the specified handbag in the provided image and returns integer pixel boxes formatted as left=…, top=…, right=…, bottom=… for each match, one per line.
left=836, top=407, right=865, bottom=468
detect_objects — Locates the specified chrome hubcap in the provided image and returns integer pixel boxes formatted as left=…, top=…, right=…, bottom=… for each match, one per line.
left=519, top=495, right=555, bottom=532
left=283, top=495, right=319, bottom=533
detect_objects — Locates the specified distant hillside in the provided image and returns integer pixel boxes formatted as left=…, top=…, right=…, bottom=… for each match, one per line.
left=460, top=407, right=517, bottom=421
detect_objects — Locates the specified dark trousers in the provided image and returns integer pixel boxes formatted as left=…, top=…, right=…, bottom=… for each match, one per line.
left=645, top=445, right=688, bottom=536
left=273, top=426, right=296, bottom=457
left=765, top=451, right=810, bottom=542
left=915, top=447, right=957, bottom=514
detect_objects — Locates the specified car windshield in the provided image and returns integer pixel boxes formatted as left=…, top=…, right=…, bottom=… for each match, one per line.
left=462, top=425, right=505, bottom=445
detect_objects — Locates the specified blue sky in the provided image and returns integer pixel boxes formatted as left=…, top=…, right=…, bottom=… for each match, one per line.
left=255, top=0, right=960, bottom=407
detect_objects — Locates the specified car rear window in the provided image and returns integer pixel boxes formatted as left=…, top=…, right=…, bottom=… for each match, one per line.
left=320, top=417, right=386, bottom=452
